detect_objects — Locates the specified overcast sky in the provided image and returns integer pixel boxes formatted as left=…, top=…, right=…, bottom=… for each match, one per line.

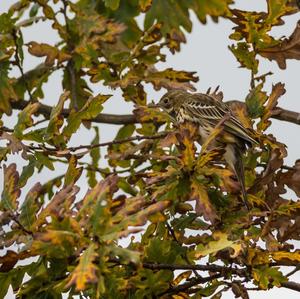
left=1, top=1, right=300, bottom=298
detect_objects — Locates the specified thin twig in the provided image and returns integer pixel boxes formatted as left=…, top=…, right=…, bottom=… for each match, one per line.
left=286, top=265, right=300, bottom=277
left=159, top=273, right=222, bottom=296
left=28, top=133, right=167, bottom=155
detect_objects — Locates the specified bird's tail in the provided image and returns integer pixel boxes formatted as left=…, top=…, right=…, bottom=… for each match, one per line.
left=224, top=144, right=250, bottom=210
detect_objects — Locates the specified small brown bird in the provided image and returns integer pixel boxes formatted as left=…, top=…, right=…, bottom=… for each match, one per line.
left=157, top=89, right=258, bottom=209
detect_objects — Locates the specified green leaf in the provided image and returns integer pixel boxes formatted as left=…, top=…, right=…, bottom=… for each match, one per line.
left=35, top=152, right=54, bottom=170
left=29, top=3, right=40, bottom=17
left=63, top=94, right=110, bottom=140
left=115, top=124, right=135, bottom=140
left=14, top=103, right=39, bottom=138
left=64, top=156, right=83, bottom=186
left=45, top=90, right=70, bottom=146
left=191, top=0, right=233, bottom=24
left=229, top=42, right=258, bottom=74
left=19, top=183, right=42, bottom=230
left=253, top=266, right=287, bottom=289
left=245, top=83, right=267, bottom=119
left=0, top=273, right=11, bottom=299
left=0, top=13, right=15, bottom=33
left=104, top=0, right=120, bottom=10
left=18, top=156, right=36, bottom=188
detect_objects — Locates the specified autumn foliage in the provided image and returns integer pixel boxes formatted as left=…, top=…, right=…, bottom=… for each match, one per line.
left=1, top=0, right=300, bottom=298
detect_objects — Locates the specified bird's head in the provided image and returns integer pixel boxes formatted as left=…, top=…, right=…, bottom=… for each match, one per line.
left=157, top=90, right=187, bottom=113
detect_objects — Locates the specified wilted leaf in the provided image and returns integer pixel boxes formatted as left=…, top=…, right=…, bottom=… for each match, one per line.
left=257, top=82, right=286, bottom=131
left=0, top=132, right=27, bottom=158
left=276, top=160, right=300, bottom=197
left=0, top=61, right=17, bottom=115
left=259, top=20, right=300, bottom=69
left=66, top=244, right=98, bottom=291
left=27, top=42, right=71, bottom=66
left=0, top=164, right=21, bottom=211
left=191, top=177, right=218, bottom=223
left=31, top=229, right=79, bottom=258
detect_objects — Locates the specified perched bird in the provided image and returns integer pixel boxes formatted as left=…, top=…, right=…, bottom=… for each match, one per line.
left=157, top=89, right=258, bottom=209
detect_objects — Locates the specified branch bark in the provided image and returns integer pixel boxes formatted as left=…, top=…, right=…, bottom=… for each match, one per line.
left=10, top=99, right=300, bottom=126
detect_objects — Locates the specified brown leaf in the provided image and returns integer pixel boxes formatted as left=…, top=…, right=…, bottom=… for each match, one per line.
left=259, top=20, right=300, bottom=69
left=36, top=185, right=80, bottom=227
left=0, top=132, right=28, bottom=158
left=27, top=42, right=71, bottom=66
left=0, top=250, right=30, bottom=272
left=276, top=160, right=300, bottom=197
left=258, top=83, right=286, bottom=131
left=158, top=131, right=179, bottom=148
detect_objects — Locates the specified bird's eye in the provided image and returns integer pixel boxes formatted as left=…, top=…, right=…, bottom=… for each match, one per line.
left=163, top=97, right=169, bottom=104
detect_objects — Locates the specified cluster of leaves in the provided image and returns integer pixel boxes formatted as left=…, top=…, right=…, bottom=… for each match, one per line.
left=1, top=0, right=300, bottom=298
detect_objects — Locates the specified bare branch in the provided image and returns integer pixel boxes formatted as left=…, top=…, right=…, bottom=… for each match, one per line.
left=281, top=281, right=300, bottom=292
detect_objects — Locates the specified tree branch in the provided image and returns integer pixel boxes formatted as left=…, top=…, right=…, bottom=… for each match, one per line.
left=10, top=99, right=300, bottom=126
left=160, top=273, right=222, bottom=296
left=143, top=262, right=300, bottom=293
left=10, top=100, right=137, bottom=125
left=281, top=281, right=300, bottom=292
left=143, top=262, right=246, bottom=276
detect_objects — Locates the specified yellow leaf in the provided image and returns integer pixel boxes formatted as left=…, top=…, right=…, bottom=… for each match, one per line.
left=271, top=251, right=300, bottom=263
left=194, top=231, right=242, bottom=259
left=173, top=271, right=192, bottom=286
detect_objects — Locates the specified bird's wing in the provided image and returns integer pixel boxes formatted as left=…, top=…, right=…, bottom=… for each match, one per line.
left=183, top=93, right=257, bottom=145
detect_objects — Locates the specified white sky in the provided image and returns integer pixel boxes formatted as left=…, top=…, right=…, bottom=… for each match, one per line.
left=1, top=0, right=300, bottom=298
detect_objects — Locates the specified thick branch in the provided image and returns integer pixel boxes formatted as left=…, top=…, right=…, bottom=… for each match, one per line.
left=11, top=100, right=136, bottom=125
left=11, top=99, right=300, bottom=126
left=281, top=281, right=300, bottom=292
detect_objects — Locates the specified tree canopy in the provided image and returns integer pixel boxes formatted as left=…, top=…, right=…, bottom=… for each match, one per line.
left=1, top=0, right=300, bottom=298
